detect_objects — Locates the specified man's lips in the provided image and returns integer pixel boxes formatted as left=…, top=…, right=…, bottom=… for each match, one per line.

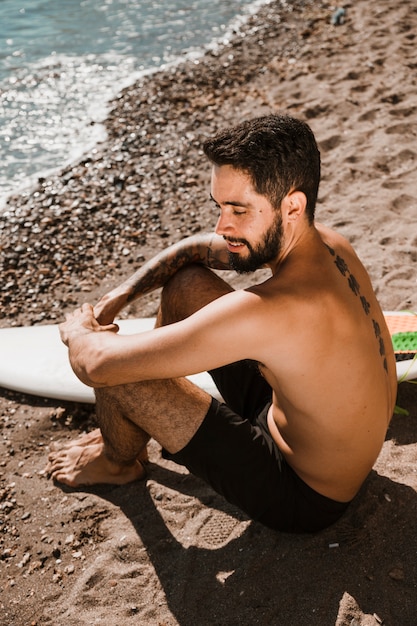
left=225, top=240, right=246, bottom=253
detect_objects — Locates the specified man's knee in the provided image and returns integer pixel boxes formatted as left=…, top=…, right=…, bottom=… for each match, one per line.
left=160, top=265, right=228, bottom=323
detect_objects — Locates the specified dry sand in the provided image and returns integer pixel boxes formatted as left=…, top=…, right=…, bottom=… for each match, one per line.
left=1, top=1, right=417, bottom=624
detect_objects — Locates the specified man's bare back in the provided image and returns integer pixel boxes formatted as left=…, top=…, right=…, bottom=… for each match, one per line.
left=47, top=114, right=396, bottom=532
left=253, top=224, right=396, bottom=502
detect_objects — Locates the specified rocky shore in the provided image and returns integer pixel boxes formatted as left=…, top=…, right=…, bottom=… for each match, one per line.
left=1, top=1, right=417, bottom=625
left=0, top=0, right=318, bottom=327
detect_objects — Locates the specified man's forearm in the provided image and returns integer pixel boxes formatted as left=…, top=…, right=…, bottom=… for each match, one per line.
left=125, top=232, right=229, bottom=302
left=94, top=232, right=230, bottom=323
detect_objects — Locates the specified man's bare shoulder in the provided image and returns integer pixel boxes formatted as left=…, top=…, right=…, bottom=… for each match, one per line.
left=315, top=222, right=356, bottom=254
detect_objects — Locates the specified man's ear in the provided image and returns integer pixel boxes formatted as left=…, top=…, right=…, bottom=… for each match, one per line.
left=281, top=190, right=307, bottom=222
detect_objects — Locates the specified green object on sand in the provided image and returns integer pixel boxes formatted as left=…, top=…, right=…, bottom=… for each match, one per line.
left=392, top=331, right=417, bottom=354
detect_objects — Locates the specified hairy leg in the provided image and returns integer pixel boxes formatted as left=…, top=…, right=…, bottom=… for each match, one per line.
left=47, top=266, right=233, bottom=487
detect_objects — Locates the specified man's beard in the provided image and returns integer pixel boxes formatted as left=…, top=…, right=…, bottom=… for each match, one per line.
left=228, top=212, right=283, bottom=274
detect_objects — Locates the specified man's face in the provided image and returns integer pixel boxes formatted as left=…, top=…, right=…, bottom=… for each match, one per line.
left=211, top=165, right=284, bottom=273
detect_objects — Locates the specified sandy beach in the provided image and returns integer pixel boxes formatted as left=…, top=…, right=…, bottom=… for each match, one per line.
left=1, top=0, right=417, bottom=624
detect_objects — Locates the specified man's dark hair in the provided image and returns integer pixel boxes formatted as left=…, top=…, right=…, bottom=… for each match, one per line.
left=203, top=114, right=321, bottom=223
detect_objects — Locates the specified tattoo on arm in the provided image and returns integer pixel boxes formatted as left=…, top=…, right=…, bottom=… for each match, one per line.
left=206, top=235, right=231, bottom=270
left=325, top=244, right=388, bottom=372
left=126, top=233, right=230, bottom=302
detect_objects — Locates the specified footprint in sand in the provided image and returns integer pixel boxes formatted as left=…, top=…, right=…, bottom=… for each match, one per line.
left=194, top=509, right=250, bottom=550
left=385, top=122, right=417, bottom=135
left=390, top=194, right=415, bottom=216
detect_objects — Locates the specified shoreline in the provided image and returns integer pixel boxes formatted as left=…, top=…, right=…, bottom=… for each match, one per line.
left=0, top=0, right=270, bottom=213
left=0, top=0, right=267, bottom=212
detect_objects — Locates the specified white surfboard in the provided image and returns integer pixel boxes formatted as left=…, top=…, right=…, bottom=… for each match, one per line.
left=0, top=318, right=221, bottom=403
left=0, top=313, right=416, bottom=403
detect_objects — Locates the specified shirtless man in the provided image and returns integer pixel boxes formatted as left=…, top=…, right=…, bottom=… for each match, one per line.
left=47, top=114, right=397, bottom=532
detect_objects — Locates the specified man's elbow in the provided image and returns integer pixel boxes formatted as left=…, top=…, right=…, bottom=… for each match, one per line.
left=69, top=349, right=109, bottom=388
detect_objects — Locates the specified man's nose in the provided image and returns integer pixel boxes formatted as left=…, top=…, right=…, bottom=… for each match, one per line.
left=215, top=210, right=233, bottom=236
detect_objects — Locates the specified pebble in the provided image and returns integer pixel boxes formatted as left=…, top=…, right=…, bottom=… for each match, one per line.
left=17, top=552, right=31, bottom=568
left=52, top=546, right=61, bottom=559
left=52, top=571, right=63, bottom=583
left=388, top=567, right=405, bottom=581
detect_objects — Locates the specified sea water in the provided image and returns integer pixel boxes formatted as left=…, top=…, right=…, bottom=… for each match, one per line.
left=0, top=0, right=265, bottom=208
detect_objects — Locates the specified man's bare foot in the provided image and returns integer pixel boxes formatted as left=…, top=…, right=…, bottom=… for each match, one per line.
left=48, top=428, right=148, bottom=464
left=49, top=428, right=103, bottom=452
left=45, top=441, right=147, bottom=487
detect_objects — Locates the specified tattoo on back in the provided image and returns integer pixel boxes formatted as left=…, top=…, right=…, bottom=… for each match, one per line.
left=325, top=244, right=387, bottom=372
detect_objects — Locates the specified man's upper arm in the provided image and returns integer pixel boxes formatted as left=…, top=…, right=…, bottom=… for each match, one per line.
left=91, top=288, right=264, bottom=386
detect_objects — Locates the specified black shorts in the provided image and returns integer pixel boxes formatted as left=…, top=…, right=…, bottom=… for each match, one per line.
left=166, top=360, right=350, bottom=533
